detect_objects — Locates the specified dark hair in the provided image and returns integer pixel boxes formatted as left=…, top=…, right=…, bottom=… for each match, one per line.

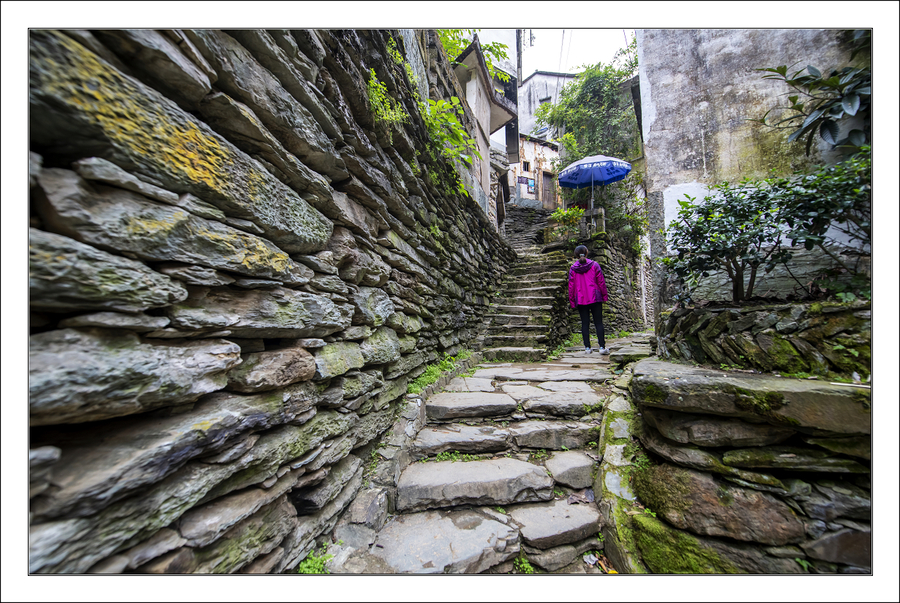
left=574, top=245, right=588, bottom=259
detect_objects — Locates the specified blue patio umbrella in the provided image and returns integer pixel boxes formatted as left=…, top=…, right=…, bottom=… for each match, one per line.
left=557, top=154, right=632, bottom=229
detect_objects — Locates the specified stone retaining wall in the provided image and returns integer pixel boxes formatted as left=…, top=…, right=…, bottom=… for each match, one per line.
left=655, top=301, right=871, bottom=378
left=28, top=29, right=515, bottom=574
left=627, top=360, right=871, bottom=574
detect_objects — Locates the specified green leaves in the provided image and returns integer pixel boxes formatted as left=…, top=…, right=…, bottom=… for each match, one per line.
left=664, top=147, right=871, bottom=302
left=755, top=31, right=870, bottom=156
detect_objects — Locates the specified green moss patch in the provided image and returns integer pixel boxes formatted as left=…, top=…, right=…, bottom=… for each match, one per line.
left=632, top=514, right=741, bottom=574
left=631, top=464, right=693, bottom=516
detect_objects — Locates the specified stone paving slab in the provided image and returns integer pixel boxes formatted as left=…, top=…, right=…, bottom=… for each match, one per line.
left=523, top=391, right=604, bottom=416
left=509, top=421, right=599, bottom=450
left=369, top=509, right=520, bottom=573
left=522, top=535, right=600, bottom=572
left=500, top=384, right=548, bottom=401
left=537, top=381, right=596, bottom=393
left=609, top=345, right=652, bottom=365
left=472, top=367, right=614, bottom=382
left=508, top=498, right=603, bottom=549
left=545, top=451, right=595, bottom=489
left=396, top=458, right=554, bottom=513
left=631, top=359, right=871, bottom=435
left=411, top=424, right=510, bottom=457
left=445, top=377, right=496, bottom=392
left=426, top=392, right=517, bottom=421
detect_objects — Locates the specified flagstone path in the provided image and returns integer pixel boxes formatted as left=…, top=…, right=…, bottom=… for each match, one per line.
left=325, top=335, right=653, bottom=574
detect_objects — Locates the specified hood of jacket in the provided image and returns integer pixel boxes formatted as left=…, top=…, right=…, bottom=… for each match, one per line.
left=572, top=258, right=596, bottom=274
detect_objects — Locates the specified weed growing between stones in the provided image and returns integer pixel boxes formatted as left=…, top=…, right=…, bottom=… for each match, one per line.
left=407, top=349, right=472, bottom=394
left=297, top=543, right=334, bottom=574
left=513, top=554, right=536, bottom=574
left=433, top=450, right=478, bottom=463
left=529, top=449, right=549, bottom=462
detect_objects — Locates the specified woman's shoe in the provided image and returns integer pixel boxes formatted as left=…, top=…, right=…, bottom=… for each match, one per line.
left=597, top=347, right=610, bottom=355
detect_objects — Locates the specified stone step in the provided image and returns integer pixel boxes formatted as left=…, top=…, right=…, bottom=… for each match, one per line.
left=411, top=420, right=600, bottom=458
left=502, top=387, right=603, bottom=418
left=493, top=304, right=552, bottom=315
left=507, top=498, right=603, bottom=550
left=426, top=392, right=518, bottom=421
left=395, top=458, right=554, bottom=513
left=480, top=347, right=546, bottom=363
left=472, top=365, right=616, bottom=383
left=366, top=508, right=520, bottom=573
left=482, top=334, right=549, bottom=348
left=496, top=296, right=555, bottom=308
left=506, top=270, right=568, bottom=282
left=485, top=314, right=550, bottom=327
left=500, top=279, right=565, bottom=292
left=500, top=286, right=560, bottom=297
left=630, top=359, right=872, bottom=436
left=487, top=324, right=550, bottom=336
left=609, top=345, right=653, bottom=365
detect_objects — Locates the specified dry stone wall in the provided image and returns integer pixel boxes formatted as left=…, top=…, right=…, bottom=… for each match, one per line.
left=28, top=28, right=515, bottom=574
left=628, top=360, right=871, bottom=574
left=656, top=301, right=871, bottom=379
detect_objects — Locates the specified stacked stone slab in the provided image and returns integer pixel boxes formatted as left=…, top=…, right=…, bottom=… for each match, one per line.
left=656, top=301, right=871, bottom=380
left=503, top=205, right=554, bottom=253
left=622, top=359, right=871, bottom=574
left=481, top=251, right=571, bottom=361
left=323, top=354, right=615, bottom=573
left=28, top=29, right=516, bottom=574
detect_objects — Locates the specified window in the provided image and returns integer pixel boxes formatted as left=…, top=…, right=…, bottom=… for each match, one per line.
left=522, top=161, right=530, bottom=172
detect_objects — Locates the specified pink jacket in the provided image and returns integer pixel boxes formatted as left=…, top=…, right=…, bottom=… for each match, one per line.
left=568, top=258, right=609, bottom=308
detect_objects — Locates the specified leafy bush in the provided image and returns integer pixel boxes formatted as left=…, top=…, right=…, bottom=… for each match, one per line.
left=367, top=68, right=407, bottom=142
left=663, top=181, right=788, bottom=303
left=297, top=544, right=334, bottom=574
left=549, top=206, right=584, bottom=241
left=663, top=147, right=871, bottom=303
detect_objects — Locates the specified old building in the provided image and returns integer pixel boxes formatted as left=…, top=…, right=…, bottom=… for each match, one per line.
left=509, top=134, right=561, bottom=210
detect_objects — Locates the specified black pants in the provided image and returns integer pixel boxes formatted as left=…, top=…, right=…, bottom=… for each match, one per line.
left=577, top=302, right=605, bottom=349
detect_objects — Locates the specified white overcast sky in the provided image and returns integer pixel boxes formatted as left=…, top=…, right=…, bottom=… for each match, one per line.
left=521, top=29, right=635, bottom=77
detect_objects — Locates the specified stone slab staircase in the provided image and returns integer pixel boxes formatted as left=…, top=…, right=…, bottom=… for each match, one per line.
left=480, top=251, right=571, bottom=363
left=330, top=352, right=618, bottom=574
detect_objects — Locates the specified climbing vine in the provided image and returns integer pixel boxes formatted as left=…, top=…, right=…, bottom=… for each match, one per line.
left=385, top=35, right=482, bottom=198
left=367, top=68, right=407, bottom=143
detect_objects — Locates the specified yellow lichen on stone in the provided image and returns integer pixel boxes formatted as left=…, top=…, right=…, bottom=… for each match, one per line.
left=37, top=32, right=253, bottom=202
left=196, top=227, right=290, bottom=273
left=125, top=211, right=187, bottom=238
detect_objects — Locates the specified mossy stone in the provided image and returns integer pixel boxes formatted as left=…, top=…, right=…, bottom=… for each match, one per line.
left=632, top=514, right=741, bottom=574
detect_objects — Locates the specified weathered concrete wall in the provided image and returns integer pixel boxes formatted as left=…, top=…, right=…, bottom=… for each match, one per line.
left=637, top=29, right=862, bottom=305
left=518, top=71, right=576, bottom=137
left=28, top=28, right=515, bottom=574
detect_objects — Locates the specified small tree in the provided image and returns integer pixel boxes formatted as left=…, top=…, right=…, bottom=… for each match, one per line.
left=763, top=147, right=871, bottom=299
left=662, top=182, right=787, bottom=303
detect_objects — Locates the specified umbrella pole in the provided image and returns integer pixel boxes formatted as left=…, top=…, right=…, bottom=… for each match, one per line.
left=590, top=173, right=595, bottom=234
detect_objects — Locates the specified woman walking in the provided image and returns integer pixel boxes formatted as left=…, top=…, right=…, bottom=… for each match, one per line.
left=568, top=245, right=609, bottom=354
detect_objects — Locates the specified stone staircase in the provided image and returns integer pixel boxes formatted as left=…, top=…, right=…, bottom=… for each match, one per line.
left=330, top=350, right=618, bottom=574
left=480, top=251, right=571, bottom=362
